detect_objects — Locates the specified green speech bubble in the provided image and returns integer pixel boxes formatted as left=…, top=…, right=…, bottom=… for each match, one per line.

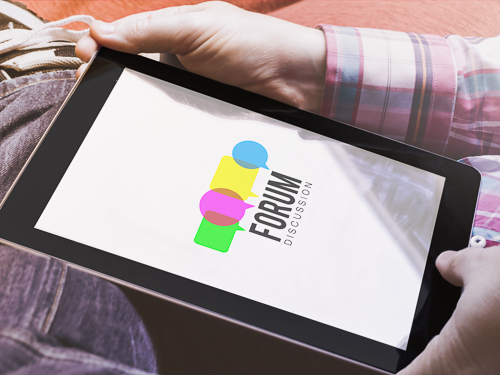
left=194, top=218, right=244, bottom=252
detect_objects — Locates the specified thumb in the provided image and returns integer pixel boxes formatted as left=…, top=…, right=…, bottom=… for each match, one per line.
left=398, top=251, right=468, bottom=375
left=435, top=250, right=468, bottom=287
left=400, top=248, right=481, bottom=374
left=89, top=7, right=199, bottom=55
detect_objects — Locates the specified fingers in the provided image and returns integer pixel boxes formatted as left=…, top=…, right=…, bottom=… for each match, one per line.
left=75, top=33, right=99, bottom=62
left=75, top=63, right=88, bottom=79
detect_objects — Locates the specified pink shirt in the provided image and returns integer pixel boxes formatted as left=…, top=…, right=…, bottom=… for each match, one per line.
left=319, top=25, right=500, bottom=247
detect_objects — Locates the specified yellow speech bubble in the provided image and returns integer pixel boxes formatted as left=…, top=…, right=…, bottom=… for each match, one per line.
left=210, top=156, right=258, bottom=200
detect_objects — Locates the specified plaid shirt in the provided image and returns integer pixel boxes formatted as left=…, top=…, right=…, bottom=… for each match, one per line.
left=319, top=25, right=500, bottom=248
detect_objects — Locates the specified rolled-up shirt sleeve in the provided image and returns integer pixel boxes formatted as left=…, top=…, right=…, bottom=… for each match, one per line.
left=317, top=24, right=500, bottom=160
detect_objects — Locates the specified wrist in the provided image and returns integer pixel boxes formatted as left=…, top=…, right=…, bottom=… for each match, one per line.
left=274, top=26, right=326, bottom=114
left=251, top=17, right=326, bottom=114
left=294, top=27, right=327, bottom=113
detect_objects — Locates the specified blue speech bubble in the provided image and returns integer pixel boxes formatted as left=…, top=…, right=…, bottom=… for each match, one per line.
left=232, top=141, right=269, bottom=169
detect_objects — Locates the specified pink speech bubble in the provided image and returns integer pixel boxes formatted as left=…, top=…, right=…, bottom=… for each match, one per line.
left=200, top=189, right=253, bottom=226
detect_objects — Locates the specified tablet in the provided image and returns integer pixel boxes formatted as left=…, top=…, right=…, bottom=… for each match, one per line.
left=0, top=47, right=480, bottom=374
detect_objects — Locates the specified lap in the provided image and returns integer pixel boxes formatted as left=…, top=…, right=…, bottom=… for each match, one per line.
left=0, top=71, right=157, bottom=374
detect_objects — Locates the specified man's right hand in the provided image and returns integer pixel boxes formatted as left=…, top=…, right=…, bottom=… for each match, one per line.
left=399, top=247, right=500, bottom=375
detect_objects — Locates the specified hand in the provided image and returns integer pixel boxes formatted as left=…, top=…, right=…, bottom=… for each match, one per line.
left=75, top=1, right=326, bottom=113
left=399, top=247, right=500, bottom=375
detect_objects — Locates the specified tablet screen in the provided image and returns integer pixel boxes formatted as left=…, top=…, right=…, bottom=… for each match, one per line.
left=35, top=68, right=445, bottom=351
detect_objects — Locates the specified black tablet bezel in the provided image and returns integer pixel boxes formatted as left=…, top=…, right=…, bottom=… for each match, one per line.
left=0, top=48, right=480, bottom=373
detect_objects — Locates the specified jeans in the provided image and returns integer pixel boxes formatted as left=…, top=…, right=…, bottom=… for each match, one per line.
left=0, top=70, right=157, bottom=374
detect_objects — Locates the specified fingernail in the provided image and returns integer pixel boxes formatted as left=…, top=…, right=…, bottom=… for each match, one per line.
left=96, top=21, right=114, bottom=35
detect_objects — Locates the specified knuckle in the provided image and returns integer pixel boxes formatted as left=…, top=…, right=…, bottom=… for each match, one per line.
left=453, top=247, right=493, bottom=277
left=129, top=13, right=153, bottom=50
left=132, top=18, right=149, bottom=37
left=447, top=253, right=461, bottom=273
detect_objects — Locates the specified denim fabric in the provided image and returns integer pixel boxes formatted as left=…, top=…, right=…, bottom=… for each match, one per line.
left=0, top=327, right=153, bottom=375
left=0, top=71, right=157, bottom=374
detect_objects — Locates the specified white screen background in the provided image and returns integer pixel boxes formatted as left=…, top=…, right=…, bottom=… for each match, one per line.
left=36, top=69, right=445, bottom=349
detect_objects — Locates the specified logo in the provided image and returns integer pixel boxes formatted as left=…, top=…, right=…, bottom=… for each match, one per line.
left=194, top=141, right=268, bottom=252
